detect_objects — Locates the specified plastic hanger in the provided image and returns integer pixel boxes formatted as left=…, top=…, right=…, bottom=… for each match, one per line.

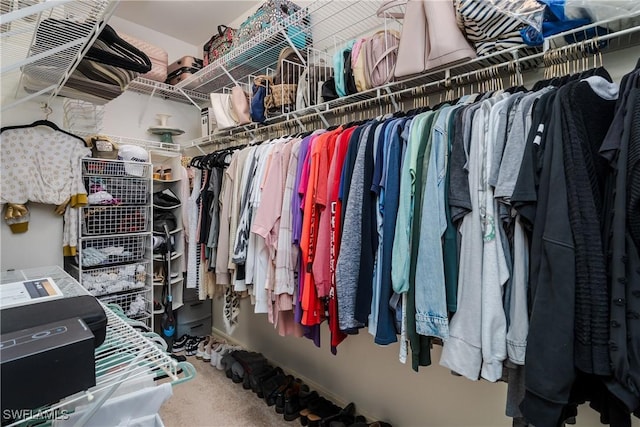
left=1, top=106, right=87, bottom=145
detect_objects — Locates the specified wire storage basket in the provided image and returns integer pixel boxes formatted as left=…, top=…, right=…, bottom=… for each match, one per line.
left=86, top=176, right=150, bottom=205
left=80, top=261, right=150, bottom=297
left=100, top=289, right=152, bottom=320
left=83, top=158, right=152, bottom=179
left=82, top=206, right=151, bottom=235
left=81, top=234, right=148, bottom=267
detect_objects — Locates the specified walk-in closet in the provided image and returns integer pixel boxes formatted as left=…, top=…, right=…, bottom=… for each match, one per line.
left=1, top=1, right=640, bottom=426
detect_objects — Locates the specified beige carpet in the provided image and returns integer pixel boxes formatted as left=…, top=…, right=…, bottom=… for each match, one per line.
left=159, top=356, right=291, bottom=427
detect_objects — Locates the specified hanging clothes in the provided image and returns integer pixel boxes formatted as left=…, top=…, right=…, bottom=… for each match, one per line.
left=192, top=63, right=640, bottom=426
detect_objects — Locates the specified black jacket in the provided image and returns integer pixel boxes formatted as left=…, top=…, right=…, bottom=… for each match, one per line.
left=601, top=83, right=640, bottom=416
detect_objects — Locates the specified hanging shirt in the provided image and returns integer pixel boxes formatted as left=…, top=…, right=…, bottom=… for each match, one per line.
left=406, top=110, right=438, bottom=372
left=368, top=120, right=394, bottom=338
left=300, top=129, right=337, bottom=326
left=415, top=106, right=455, bottom=340
left=336, top=123, right=374, bottom=332
left=215, top=150, right=241, bottom=285
left=275, top=138, right=302, bottom=297
left=374, top=118, right=408, bottom=345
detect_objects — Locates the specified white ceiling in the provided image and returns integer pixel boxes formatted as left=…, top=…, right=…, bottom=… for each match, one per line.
left=113, top=1, right=259, bottom=46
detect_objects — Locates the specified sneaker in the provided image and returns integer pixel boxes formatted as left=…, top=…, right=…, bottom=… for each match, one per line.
left=185, top=336, right=205, bottom=356
left=202, top=337, right=220, bottom=362
left=172, top=334, right=190, bottom=353
left=196, top=336, right=211, bottom=359
left=209, top=342, right=228, bottom=368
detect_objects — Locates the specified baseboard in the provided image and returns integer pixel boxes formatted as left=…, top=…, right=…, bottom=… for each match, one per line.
left=210, top=326, right=376, bottom=422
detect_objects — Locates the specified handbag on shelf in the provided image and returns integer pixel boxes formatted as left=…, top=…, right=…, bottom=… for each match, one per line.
left=352, top=38, right=371, bottom=92
left=233, top=0, right=309, bottom=49
left=333, top=40, right=356, bottom=98
left=343, top=49, right=358, bottom=96
left=455, top=0, right=528, bottom=58
left=264, top=83, right=297, bottom=112
left=321, top=77, right=339, bottom=102
left=210, top=92, right=239, bottom=129
left=203, top=25, right=236, bottom=66
left=378, top=0, right=475, bottom=79
left=230, top=0, right=311, bottom=72
left=251, top=75, right=271, bottom=123
left=363, top=29, right=401, bottom=88
left=295, top=64, right=333, bottom=110
left=231, top=86, right=251, bottom=125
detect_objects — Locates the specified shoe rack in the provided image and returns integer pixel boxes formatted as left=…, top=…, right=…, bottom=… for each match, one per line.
left=150, top=150, right=185, bottom=325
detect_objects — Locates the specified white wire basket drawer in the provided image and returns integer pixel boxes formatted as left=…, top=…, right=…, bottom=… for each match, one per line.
left=86, top=176, right=150, bottom=205
left=83, top=158, right=152, bottom=179
left=82, top=206, right=151, bottom=235
left=99, top=289, right=152, bottom=321
left=81, top=261, right=150, bottom=297
left=81, top=234, right=148, bottom=267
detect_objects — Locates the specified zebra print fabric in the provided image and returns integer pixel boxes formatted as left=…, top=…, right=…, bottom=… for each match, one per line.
left=455, top=0, right=526, bottom=57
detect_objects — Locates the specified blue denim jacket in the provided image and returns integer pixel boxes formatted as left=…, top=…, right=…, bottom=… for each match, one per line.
left=414, top=106, right=456, bottom=339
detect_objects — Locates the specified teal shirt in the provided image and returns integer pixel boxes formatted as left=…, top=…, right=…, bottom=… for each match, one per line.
left=391, top=112, right=432, bottom=294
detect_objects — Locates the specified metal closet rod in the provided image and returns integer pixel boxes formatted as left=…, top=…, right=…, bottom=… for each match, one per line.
left=191, top=19, right=640, bottom=152
left=189, top=52, right=538, bottom=150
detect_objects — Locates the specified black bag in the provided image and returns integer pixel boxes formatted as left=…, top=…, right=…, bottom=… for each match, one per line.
left=344, top=50, right=358, bottom=95
left=153, top=211, right=177, bottom=233
left=321, top=77, right=339, bottom=102
left=153, top=189, right=180, bottom=208
left=0, top=295, right=107, bottom=348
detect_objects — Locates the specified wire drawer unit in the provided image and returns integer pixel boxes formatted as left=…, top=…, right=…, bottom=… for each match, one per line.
left=82, top=205, right=151, bottom=235
left=85, top=175, right=150, bottom=205
left=70, top=158, right=154, bottom=329
left=78, top=261, right=150, bottom=297
left=100, top=288, right=152, bottom=321
left=83, top=158, right=152, bottom=178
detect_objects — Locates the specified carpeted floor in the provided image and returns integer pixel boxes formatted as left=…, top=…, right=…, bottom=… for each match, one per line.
left=159, top=356, right=291, bottom=427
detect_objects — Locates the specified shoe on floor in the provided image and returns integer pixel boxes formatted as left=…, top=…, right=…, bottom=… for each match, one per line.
left=196, top=336, right=211, bottom=359
left=185, top=336, right=205, bottom=356
left=209, top=342, right=228, bottom=368
left=172, top=334, right=190, bottom=353
left=202, top=337, right=219, bottom=362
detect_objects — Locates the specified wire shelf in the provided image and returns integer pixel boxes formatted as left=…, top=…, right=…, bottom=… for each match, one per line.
left=77, top=132, right=181, bottom=153
left=126, top=77, right=210, bottom=106
left=189, top=12, right=640, bottom=148
left=100, top=289, right=152, bottom=321
left=79, top=261, right=149, bottom=297
left=86, top=175, right=150, bottom=205
left=177, top=0, right=382, bottom=94
left=83, top=158, right=152, bottom=179
left=1, top=0, right=118, bottom=112
left=82, top=205, right=150, bottom=235
left=81, top=234, right=148, bottom=268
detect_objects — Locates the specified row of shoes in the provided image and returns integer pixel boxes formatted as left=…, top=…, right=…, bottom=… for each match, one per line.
left=172, top=335, right=241, bottom=366
left=212, top=347, right=393, bottom=427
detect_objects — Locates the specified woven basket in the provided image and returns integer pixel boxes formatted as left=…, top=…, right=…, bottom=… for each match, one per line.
left=264, top=83, right=297, bottom=110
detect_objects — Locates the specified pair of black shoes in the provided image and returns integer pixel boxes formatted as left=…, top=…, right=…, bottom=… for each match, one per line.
left=258, top=367, right=318, bottom=421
